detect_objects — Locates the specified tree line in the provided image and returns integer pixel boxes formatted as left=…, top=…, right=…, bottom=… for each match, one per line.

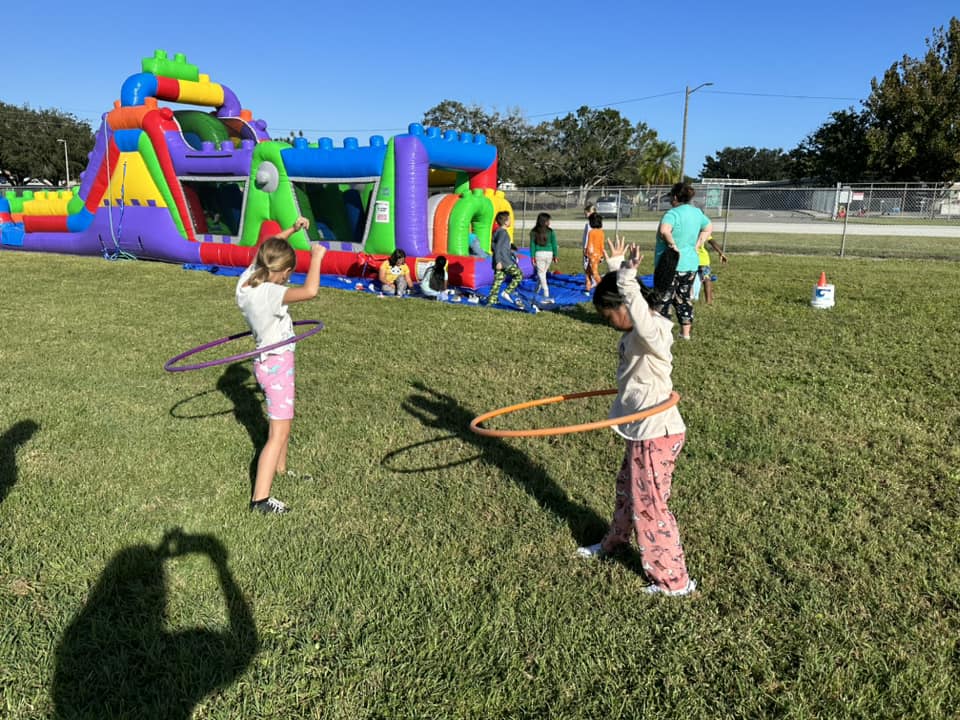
left=2, top=18, right=957, bottom=189
left=0, top=103, right=95, bottom=186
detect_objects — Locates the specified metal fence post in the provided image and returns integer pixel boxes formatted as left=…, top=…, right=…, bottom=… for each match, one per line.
left=840, top=194, right=849, bottom=257
left=721, top=185, right=731, bottom=252
left=521, top=190, right=528, bottom=241
left=615, top=188, right=622, bottom=234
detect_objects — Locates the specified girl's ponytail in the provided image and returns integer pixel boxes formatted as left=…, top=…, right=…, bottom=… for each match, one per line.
left=245, top=264, right=271, bottom=288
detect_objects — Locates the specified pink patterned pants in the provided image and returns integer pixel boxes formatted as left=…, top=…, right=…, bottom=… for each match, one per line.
left=601, top=433, right=690, bottom=592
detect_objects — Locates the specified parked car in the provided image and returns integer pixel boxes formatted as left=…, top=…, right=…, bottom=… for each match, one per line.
left=595, top=195, right=634, bottom=218
left=646, top=192, right=673, bottom=211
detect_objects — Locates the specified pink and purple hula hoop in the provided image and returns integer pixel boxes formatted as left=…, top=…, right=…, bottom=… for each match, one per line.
left=164, top=320, right=324, bottom=372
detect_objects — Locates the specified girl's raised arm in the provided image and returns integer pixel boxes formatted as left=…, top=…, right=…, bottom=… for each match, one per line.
left=283, top=243, right=325, bottom=304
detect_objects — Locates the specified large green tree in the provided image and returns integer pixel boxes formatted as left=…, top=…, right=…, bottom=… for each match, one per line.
left=421, top=101, right=552, bottom=186
left=547, top=106, right=638, bottom=193
left=864, top=17, right=960, bottom=181
left=790, top=108, right=873, bottom=183
left=422, top=101, right=674, bottom=191
left=700, top=146, right=792, bottom=181
left=0, top=102, right=94, bottom=185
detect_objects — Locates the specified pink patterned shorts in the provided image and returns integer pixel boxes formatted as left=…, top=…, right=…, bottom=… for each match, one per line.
left=253, top=351, right=295, bottom=420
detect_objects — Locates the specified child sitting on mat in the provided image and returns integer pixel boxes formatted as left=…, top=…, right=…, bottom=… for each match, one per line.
left=235, top=217, right=325, bottom=515
left=419, top=255, right=450, bottom=300
left=577, top=236, right=696, bottom=597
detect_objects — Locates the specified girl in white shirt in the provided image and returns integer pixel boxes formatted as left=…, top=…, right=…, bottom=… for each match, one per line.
left=236, top=217, right=325, bottom=514
left=576, top=237, right=696, bottom=597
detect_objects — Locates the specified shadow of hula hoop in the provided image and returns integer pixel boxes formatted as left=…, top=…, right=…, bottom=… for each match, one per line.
left=381, top=435, right=483, bottom=474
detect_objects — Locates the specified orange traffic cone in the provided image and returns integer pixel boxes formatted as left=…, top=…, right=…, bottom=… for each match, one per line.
left=817, top=271, right=827, bottom=287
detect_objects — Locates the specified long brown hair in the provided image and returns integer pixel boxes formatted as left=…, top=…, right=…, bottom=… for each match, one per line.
left=246, top=237, right=296, bottom=287
left=532, top=212, right=551, bottom=246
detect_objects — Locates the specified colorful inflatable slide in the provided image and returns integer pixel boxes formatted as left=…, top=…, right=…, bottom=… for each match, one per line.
left=0, top=50, right=529, bottom=289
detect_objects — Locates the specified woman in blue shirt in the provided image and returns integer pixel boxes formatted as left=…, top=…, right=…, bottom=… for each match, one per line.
left=653, top=183, right=712, bottom=340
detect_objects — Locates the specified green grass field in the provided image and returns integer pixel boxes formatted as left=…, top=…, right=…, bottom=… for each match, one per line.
left=2, top=247, right=959, bottom=719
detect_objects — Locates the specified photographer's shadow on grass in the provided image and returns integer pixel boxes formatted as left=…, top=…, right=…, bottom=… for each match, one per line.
left=216, top=362, right=266, bottom=494
left=0, top=420, right=39, bottom=506
left=400, top=382, right=611, bottom=549
left=52, top=529, right=258, bottom=720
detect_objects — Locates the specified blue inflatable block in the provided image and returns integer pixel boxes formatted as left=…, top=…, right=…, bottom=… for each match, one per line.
left=1, top=223, right=25, bottom=246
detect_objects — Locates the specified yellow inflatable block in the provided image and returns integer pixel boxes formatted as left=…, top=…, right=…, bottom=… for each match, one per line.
left=105, top=153, right=167, bottom=207
left=177, top=78, right=225, bottom=107
left=22, top=195, right=71, bottom=216
left=485, top=188, right=515, bottom=241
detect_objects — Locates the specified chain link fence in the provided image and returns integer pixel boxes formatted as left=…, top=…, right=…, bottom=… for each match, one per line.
left=6, top=181, right=959, bottom=261
left=504, top=182, right=960, bottom=261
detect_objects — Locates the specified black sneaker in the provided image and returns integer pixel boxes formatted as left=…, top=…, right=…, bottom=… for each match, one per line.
left=250, top=497, right=290, bottom=514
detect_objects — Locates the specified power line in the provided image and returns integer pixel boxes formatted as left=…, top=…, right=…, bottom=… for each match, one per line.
left=706, top=90, right=862, bottom=101
left=525, top=91, right=684, bottom=119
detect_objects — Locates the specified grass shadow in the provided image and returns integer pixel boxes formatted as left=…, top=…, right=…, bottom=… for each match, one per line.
left=169, top=386, right=257, bottom=420
left=52, top=529, right=258, bottom=719
left=216, top=363, right=265, bottom=495
left=0, top=420, right=39, bottom=506
left=399, top=382, right=607, bottom=547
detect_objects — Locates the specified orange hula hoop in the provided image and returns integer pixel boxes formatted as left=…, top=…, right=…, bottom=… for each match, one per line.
left=469, top=390, right=680, bottom=438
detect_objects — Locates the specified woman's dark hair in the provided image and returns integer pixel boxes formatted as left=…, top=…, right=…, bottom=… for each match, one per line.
left=588, top=213, right=603, bottom=229
left=670, top=182, right=696, bottom=204
left=532, top=213, right=551, bottom=246
left=388, top=249, right=406, bottom=266
left=428, top=256, right=447, bottom=292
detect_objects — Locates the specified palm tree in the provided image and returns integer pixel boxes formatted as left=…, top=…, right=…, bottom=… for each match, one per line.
left=636, top=139, right=680, bottom=189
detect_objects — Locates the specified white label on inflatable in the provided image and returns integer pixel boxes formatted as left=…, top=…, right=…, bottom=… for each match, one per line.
left=375, top=201, right=390, bottom=223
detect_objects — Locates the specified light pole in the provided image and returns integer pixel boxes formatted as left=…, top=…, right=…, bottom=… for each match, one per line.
left=57, top=138, right=70, bottom=187
left=679, top=82, right=713, bottom=182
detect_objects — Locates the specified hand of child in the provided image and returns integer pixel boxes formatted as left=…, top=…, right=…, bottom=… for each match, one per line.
left=294, top=216, right=310, bottom=231
left=604, top=235, right=628, bottom=263
left=309, top=242, right=326, bottom=259
left=625, top=244, right=643, bottom=269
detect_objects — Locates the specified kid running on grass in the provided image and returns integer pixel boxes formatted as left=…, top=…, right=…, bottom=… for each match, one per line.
left=235, top=217, right=325, bottom=514
left=577, top=236, right=696, bottom=597
left=583, top=212, right=605, bottom=294
left=692, top=234, right=727, bottom=305
left=482, top=211, right=525, bottom=309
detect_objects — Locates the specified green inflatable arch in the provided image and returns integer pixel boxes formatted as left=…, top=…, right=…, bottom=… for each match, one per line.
left=174, top=110, right=230, bottom=149
left=447, top=189, right=494, bottom=256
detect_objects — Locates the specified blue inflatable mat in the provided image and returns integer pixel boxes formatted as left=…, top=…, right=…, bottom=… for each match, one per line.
left=183, top=264, right=653, bottom=314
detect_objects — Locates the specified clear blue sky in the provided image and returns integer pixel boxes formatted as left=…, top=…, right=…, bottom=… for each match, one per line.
left=4, top=1, right=956, bottom=179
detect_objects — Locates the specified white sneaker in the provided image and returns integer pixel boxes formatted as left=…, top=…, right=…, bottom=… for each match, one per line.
left=575, top=543, right=604, bottom=558
left=642, top=578, right=697, bottom=596
left=501, top=291, right=514, bottom=304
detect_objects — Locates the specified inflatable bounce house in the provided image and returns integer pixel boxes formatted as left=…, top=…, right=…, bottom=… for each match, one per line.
left=0, top=50, right=530, bottom=290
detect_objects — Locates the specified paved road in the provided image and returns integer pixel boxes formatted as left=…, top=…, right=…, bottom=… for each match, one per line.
left=536, top=219, right=960, bottom=237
